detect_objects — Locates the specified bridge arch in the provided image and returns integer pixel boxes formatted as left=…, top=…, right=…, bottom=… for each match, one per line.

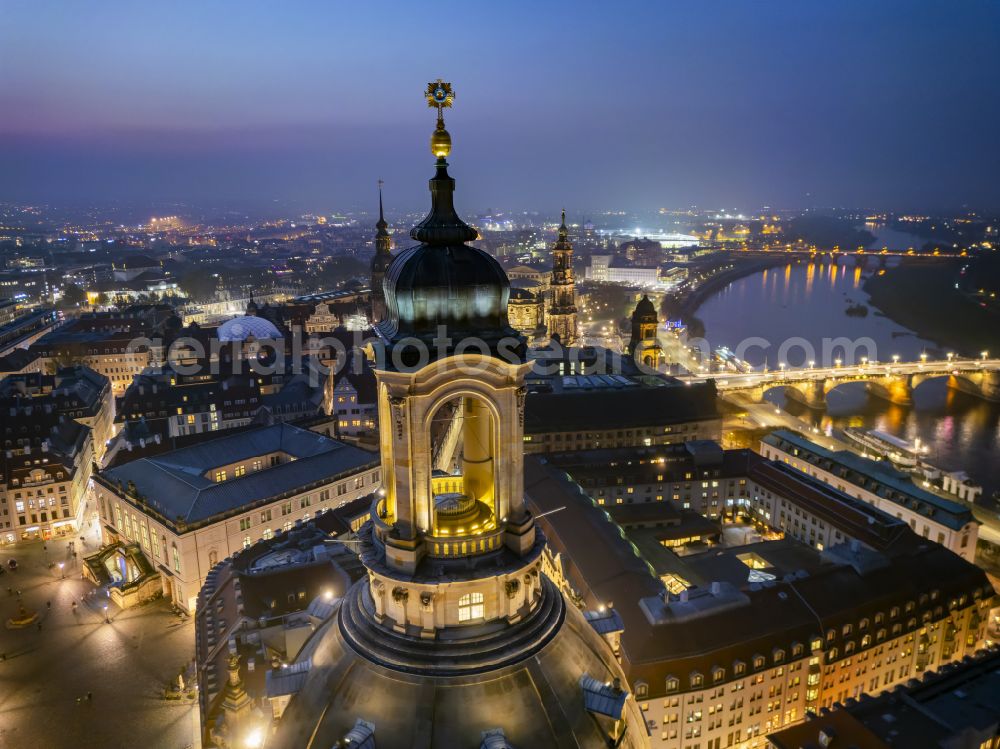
left=910, top=370, right=984, bottom=396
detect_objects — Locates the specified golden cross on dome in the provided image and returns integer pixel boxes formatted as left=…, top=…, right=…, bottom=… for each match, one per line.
left=425, top=79, right=455, bottom=159
left=425, top=79, right=454, bottom=112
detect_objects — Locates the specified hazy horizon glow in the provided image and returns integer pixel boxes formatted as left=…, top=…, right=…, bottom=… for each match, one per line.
left=2, top=0, right=999, bottom=214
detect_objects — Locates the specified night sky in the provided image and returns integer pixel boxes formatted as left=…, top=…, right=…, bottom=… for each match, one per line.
left=2, top=0, right=999, bottom=214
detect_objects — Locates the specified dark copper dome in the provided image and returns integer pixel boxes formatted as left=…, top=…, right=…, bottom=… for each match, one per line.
left=379, top=157, right=523, bottom=364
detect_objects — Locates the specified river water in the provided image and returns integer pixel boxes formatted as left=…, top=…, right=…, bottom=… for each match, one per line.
left=694, top=257, right=1000, bottom=503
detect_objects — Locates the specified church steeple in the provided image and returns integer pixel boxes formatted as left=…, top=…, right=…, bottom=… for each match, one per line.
left=370, top=179, right=393, bottom=323
left=378, top=80, right=519, bottom=364
left=547, top=208, right=578, bottom=346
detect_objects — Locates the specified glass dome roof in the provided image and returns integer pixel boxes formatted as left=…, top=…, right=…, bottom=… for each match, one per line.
left=217, top=315, right=282, bottom=342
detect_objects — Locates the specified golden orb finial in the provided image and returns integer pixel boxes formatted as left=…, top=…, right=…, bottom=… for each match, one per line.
left=425, top=79, right=454, bottom=159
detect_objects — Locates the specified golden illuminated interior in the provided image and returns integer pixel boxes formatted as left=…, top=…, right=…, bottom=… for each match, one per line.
left=428, top=395, right=498, bottom=537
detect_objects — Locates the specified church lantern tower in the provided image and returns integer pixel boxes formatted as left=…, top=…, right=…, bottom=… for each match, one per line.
left=547, top=209, right=579, bottom=345
left=269, top=81, right=648, bottom=749
left=627, top=293, right=664, bottom=370
left=369, top=181, right=393, bottom=323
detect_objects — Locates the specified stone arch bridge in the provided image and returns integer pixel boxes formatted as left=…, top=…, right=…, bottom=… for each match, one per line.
left=690, top=359, right=1000, bottom=410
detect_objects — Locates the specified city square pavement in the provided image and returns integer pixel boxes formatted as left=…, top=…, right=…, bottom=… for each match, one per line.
left=0, top=519, right=201, bottom=749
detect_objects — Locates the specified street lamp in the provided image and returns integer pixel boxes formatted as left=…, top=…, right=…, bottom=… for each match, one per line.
left=892, top=354, right=900, bottom=364
left=103, top=605, right=109, bottom=623
left=982, top=350, right=989, bottom=361
left=834, top=358, right=842, bottom=368
left=947, top=352, right=954, bottom=362
left=920, top=352, right=927, bottom=363
left=808, top=360, right=815, bottom=369
left=244, top=726, right=265, bottom=749
left=58, top=562, right=64, bottom=579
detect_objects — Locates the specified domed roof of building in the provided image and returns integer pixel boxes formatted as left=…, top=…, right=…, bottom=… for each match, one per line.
left=378, top=122, right=522, bottom=364
left=510, top=276, right=543, bottom=290
left=269, top=576, right=647, bottom=749
left=632, top=294, right=657, bottom=319
left=509, top=286, right=537, bottom=302
left=216, top=315, right=282, bottom=342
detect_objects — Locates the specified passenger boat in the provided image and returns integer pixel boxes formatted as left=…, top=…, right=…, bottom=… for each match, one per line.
left=842, top=427, right=923, bottom=468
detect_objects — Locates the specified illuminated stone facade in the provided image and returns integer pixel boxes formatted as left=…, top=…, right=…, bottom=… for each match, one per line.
left=547, top=210, right=578, bottom=345
left=268, top=84, right=649, bottom=749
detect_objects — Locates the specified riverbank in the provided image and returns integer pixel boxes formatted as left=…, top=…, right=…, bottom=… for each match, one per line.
left=863, top=262, right=1000, bottom=356
left=665, top=255, right=790, bottom=336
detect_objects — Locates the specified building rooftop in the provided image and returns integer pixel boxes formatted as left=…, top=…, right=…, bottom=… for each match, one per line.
left=101, top=423, right=377, bottom=527
left=765, top=430, right=975, bottom=531
left=524, top=377, right=718, bottom=433
left=524, top=455, right=993, bottom=699
left=769, top=647, right=1000, bottom=749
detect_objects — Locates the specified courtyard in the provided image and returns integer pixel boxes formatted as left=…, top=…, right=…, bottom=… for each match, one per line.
left=0, top=518, right=200, bottom=749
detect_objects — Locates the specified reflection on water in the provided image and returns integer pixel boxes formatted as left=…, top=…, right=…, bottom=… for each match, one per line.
left=765, top=368, right=1000, bottom=502
left=698, top=258, right=1000, bottom=501
left=697, top=257, right=940, bottom=368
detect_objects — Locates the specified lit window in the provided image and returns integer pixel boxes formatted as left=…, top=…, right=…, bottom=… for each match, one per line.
left=458, top=591, right=485, bottom=622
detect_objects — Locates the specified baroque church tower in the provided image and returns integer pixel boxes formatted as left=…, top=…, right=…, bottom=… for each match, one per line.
left=628, top=293, right=664, bottom=371
left=270, top=81, right=647, bottom=749
left=547, top=209, right=578, bottom=345
left=369, top=181, right=393, bottom=323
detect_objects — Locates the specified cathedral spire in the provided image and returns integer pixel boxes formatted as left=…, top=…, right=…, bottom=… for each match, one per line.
left=377, top=178, right=387, bottom=233
left=370, top=179, right=393, bottom=323
left=548, top=209, right=578, bottom=345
